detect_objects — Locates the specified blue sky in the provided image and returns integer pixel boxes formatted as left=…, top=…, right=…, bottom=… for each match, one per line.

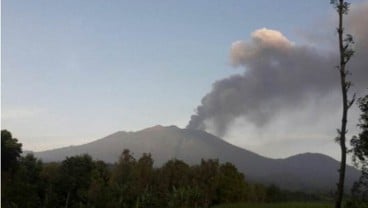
left=2, top=0, right=366, bottom=158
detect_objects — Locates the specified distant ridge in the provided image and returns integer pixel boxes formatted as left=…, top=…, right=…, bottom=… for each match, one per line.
left=33, top=125, right=360, bottom=192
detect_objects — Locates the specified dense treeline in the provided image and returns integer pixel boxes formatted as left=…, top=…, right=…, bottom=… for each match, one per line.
left=2, top=130, right=324, bottom=208
left=347, top=94, right=368, bottom=208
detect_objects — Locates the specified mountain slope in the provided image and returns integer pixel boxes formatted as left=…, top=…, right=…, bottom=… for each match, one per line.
left=33, top=125, right=359, bottom=192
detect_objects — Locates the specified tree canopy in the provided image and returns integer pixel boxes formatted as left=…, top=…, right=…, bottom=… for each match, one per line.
left=1, top=130, right=326, bottom=208
left=1, top=130, right=22, bottom=172
left=349, top=94, right=368, bottom=206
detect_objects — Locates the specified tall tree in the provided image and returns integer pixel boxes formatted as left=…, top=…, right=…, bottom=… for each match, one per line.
left=1, top=130, right=23, bottom=207
left=330, top=1, right=355, bottom=208
left=217, top=162, right=247, bottom=203
left=8, top=154, right=44, bottom=208
left=110, top=149, right=138, bottom=208
left=57, top=154, right=95, bottom=208
left=87, top=160, right=111, bottom=208
left=1, top=130, right=22, bottom=173
left=40, top=162, right=61, bottom=208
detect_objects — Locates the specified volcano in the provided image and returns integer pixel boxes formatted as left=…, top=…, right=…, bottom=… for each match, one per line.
left=33, top=125, right=359, bottom=192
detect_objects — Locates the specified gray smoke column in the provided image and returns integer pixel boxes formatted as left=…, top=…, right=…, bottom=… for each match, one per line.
left=187, top=7, right=368, bottom=137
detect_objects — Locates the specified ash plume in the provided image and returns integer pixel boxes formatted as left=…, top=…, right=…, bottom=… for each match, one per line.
left=187, top=3, right=368, bottom=137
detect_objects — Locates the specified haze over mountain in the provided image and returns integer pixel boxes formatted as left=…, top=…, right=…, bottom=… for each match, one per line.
left=33, top=125, right=359, bottom=192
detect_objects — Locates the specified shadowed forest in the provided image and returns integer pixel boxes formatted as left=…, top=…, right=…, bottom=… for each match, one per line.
left=2, top=131, right=327, bottom=208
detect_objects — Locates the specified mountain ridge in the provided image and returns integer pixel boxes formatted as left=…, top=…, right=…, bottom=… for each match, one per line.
left=32, top=125, right=360, bottom=192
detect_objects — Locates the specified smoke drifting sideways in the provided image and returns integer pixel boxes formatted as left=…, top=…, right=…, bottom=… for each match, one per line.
left=187, top=4, right=368, bottom=137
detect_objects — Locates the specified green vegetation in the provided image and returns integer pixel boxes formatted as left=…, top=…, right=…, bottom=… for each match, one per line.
left=348, top=93, right=368, bottom=208
left=213, top=202, right=332, bottom=208
left=1, top=129, right=330, bottom=208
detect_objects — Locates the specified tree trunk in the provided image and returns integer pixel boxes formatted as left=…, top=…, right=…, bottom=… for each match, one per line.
left=65, top=190, right=71, bottom=208
left=335, top=0, right=349, bottom=207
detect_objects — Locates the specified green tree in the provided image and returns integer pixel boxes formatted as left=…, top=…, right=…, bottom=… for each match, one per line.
left=1, top=130, right=22, bottom=173
left=247, top=183, right=267, bottom=203
left=57, top=154, right=95, bottom=208
left=265, top=184, right=283, bottom=202
left=350, top=94, right=368, bottom=206
left=330, top=1, right=355, bottom=207
left=2, top=154, right=44, bottom=208
left=15, top=154, right=44, bottom=207
left=160, top=159, right=191, bottom=207
left=1, top=130, right=24, bottom=207
left=134, top=153, right=155, bottom=207
left=40, top=162, right=61, bottom=208
left=194, top=159, right=220, bottom=207
left=161, top=159, right=191, bottom=190
left=87, top=160, right=112, bottom=208
left=216, top=162, right=247, bottom=203
left=351, top=94, right=368, bottom=166
left=110, top=149, right=138, bottom=208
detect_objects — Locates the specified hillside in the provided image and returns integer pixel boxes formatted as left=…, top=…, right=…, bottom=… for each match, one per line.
left=33, top=125, right=360, bottom=192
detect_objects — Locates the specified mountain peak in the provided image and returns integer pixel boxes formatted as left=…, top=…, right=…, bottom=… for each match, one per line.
left=285, top=152, right=335, bottom=163
left=141, top=125, right=179, bottom=132
left=33, top=125, right=360, bottom=192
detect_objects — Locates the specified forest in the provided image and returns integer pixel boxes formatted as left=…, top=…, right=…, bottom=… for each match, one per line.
left=2, top=129, right=325, bottom=208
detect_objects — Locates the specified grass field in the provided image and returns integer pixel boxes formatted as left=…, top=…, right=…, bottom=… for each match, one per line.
left=212, top=202, right=332, bottom=208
